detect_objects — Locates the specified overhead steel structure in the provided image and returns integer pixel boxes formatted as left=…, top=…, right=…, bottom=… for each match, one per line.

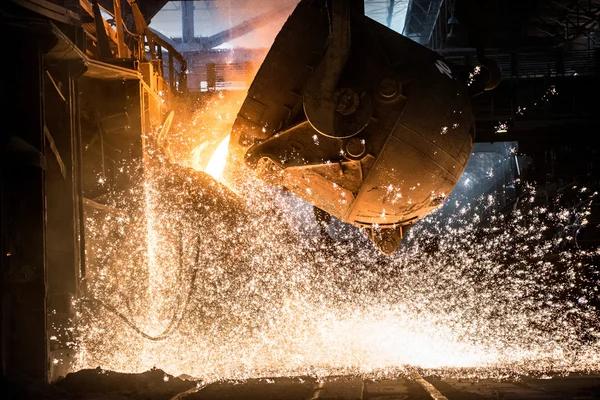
left=403, top=0, right=600, bottom=51
left=364, top=0, right=410, bottom=32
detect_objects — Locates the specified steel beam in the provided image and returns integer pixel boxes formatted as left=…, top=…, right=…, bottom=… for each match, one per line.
left=174, top=4, right=295, bottom=52
left=181, top=0, right=194, bottom=44
left=387, top=0, right=395, bottom=27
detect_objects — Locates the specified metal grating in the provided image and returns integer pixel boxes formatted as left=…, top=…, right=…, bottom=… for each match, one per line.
left=443, top=49, right=600, bottom=79
left=403, top=0, right=444, bottom=44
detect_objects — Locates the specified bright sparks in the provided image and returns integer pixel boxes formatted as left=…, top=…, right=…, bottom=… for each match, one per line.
left=205, top=135, right=230, bottom=181
left=73, top=139, right=600, bottom=382
left=71, top=87, right=600, bottom=383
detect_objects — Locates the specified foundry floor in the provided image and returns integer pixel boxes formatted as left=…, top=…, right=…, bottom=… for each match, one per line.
left=2, top=368, right=600, bottom=400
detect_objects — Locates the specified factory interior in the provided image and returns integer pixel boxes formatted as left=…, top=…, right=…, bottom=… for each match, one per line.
left=1, top=0, right=600, bottom=399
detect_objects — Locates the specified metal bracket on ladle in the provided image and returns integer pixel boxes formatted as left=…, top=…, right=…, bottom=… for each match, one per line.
left=302, top=0, right=373, bottom=139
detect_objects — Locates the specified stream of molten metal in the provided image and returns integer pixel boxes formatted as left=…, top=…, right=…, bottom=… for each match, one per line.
left=204, top=135, right=231, bottom=181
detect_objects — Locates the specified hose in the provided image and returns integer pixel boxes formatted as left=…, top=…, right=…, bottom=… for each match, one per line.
left=79, top=234, right=202, bottom=341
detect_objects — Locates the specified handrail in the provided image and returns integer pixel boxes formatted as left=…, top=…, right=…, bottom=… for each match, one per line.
left=151, top=32, right=188, bottom=92
left=80, top=0, right=121, bottom=51
left=95, top=1, right=140, bottom=39
left=78, top=0, right=187, bottom=94
left=126, top=0, right=187, bottom=93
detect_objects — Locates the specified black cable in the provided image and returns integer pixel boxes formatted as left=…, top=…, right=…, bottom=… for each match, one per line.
left=79, top=234, right=203, bottom=341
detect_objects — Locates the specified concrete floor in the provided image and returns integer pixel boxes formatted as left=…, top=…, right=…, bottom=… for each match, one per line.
left=2, top=368, right=599, bottom=400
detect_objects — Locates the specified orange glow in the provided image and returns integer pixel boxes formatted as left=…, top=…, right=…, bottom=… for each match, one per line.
left=205, top=134, right=230, bottom=181
left=70, top=0, right=600, bottom=381
left=162, top=89, right=247, bottom=181
left=74, top=93, right=600, bottom=383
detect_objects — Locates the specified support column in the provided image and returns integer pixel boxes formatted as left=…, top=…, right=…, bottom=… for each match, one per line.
left=45, top=60, right=86, bottom=382
left=182, top=0, right=195, bottom=44
left=1, top=36, right=48, bottom=381
left=386, top=0, right=395, bottom=28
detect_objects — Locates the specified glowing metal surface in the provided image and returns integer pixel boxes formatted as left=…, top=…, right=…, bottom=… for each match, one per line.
left=205, top=135, right=230, bottom=180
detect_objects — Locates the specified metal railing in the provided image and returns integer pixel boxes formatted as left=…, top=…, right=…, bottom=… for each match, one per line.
left=79, top=0, right=188, bottom=94
left=443, top=49, right=599, bottom=80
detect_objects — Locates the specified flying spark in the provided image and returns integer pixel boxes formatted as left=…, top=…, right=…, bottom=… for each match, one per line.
left=71, top=90, right=599, bottom=384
